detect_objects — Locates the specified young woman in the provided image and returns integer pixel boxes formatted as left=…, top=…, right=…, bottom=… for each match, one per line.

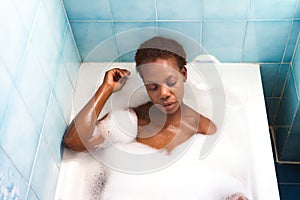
left=63, top=36, right=216, bottom=152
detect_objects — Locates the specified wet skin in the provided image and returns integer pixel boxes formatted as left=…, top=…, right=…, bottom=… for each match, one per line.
left=63, top=57, right=216, bottom=152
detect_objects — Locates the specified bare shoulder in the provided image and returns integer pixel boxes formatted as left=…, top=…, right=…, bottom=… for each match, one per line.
left=184, top=105, right=216, bottom=135
left=197, top=113, right=216, bottom=134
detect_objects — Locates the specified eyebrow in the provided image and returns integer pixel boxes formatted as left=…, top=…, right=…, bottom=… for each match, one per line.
left=144, top=75, right=177, bottom=84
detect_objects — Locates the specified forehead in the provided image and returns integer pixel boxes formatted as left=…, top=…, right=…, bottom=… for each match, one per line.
left=139, top=58, right=181, bottom=82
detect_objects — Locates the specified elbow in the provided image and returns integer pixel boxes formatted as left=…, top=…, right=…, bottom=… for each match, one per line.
left=206, top=122, right=217, bottom=135
left=62, top=125, right=88, bottom=152
left=63, top=136, right=87, bottom=152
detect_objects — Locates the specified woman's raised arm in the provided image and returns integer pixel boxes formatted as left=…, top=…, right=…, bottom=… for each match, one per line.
left=63, top=68, right=130, bottom=151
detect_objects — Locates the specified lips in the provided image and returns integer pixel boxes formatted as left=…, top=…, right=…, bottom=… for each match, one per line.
left=162, top=102, right=176, bottom=111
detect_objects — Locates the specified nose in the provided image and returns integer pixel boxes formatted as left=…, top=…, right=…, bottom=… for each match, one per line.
left=159, top=85, right=171, bottom=100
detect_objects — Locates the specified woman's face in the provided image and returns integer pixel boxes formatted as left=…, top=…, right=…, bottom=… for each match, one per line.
left=139, top=57, right=187, bottom=115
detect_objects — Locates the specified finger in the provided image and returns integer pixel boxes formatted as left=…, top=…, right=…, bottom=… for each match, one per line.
left=114, top=69, right=130, bottom=81
left=119, top=69, right=131, bottom=77
left=118, top=76, right=127, bottom=85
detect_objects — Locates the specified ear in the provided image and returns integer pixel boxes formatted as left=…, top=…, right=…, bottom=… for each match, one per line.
left=181, top=66, right=187, bottom=82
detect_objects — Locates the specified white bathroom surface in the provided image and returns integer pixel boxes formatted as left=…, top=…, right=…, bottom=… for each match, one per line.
left=55, top=62, right=280, bottom=200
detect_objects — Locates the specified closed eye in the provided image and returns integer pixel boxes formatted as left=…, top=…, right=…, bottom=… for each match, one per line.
left=167, top=80, right=177, bottom=87
left=146, top=83, right=158, bottom=91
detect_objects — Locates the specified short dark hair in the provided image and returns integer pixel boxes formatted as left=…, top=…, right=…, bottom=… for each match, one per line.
left=135, top=37, right=187, bottom=70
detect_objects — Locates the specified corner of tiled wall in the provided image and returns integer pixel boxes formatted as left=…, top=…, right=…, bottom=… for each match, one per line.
left=274, top=32, right=300, bottom=162
left=0, top=0, right=81, bottom=199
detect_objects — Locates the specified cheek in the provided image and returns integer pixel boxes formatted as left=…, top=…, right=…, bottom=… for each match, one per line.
left=146, top=90, right=159, bottom=102
left=171, top=84, right=184, bottom=99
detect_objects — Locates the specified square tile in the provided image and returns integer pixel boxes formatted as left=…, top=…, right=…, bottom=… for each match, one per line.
left=16, top=44, right=51, bottom=132
left=120, top=51, right=136, bottom=62
left=157, top=0, right=202, bottom=20
left=275, top=163, right=300, bottom=184
left=63, top=0, right=112, bottom=20
left=265, top=97, right=280, bottom=125
left=43, top=0, right=68, bottom=50
left=283, top=20, right=300, bottom=62
left=30, top=2, right=61, bottom=88
left=41, top=93, right=67, bottom=164
left=0, top=61, right=15, bottom=130
left=203, top=0, right=249, bottom=20
left=12, top=0, right=40, bottom=33
left=54, top=65, right=73, bottom=123
left=84, top=36, right=120, bottom=62
left=30, top=138, right=59, bottom=200
left=62, top=27, right=81, bottom=87
left=275, top=72, right=298, bottom=126
left=295, top=2, right=300, bottom=18
left=202, top=21, right=246, bottom=62
left=158, top=22, right=201, bottom=44
left=278, top=184, right=300, bottom=199
left=274, top=64, right=290, bottom=97
left=26, top=189, right=39, bottom=200
left=290, top=106, right=300, bottom=136
left=0, top=91, right=40, bottom=180
left=0, top=0, right=29, bottom=82
left=70, top=21, right=118, bottom=61
left=249, top=0, right=297, bottom=19
left=260, top=64, right=280, bottom=97
left=274, top=127, right=289, bottom=159
left=157, top=25, right=202, bottom=61
left=110, top=0, right=156, bottom=20
left=280, top=133, right=300, bottom=161
left=0, top=148, right=28, bottom=199
left=114, top=22, right=157, bottom=58
left=243, top=21, right=291, bottom=62
left=292, top=39, right=300, bottom=100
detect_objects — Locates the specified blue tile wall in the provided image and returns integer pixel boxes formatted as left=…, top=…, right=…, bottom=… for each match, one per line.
left=0, top=148, right=28, bottom=199
left=275, top=72, right=298, bottom=126
left=70, top=21, right=117, bottom=61
left=292, top=36, right=300, bottom=95
left=203, top=21, right=246, bottom=62
left=248, top=0, right=297, bottom=19
left=283, top=20, right=300, bottom=62
left=0, top=0, right=81, bottom=199
left=63, top=0, right=299, bottom=64
left=243, top=21, right=291, bottom=63
left=203, top=0, right=249, bottom=20
left=265, top=97, right=280, bottom=124
left=110, top=0, right=156, bottom=20
left=157, top=0, right=202, bottom=20
left=275, top=32, right=300, bottom=162
left=30, top=137, right=59, bottom=200
left=275, top=163, right=300, bottom=200
left=63, top=0, right=112, bottom=20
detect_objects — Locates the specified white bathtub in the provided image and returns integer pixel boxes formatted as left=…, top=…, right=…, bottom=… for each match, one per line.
left=55, top=62, right=280, bottom=200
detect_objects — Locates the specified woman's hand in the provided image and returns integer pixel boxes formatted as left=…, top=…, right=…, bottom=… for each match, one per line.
left=103, top=68, right=131, bottom=92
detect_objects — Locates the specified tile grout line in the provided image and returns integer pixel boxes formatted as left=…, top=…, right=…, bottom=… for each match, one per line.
left=200, top=0, right=204, bottom=54
left=25, top=133, right=42, bottom=200
left=271, top=64, right=283, bottom=98
left=0, top=146, right=30, bottom=196
left=154, top=0, right=158, bottom=35
left=291, top=32, right=300, bottom=67
left=60, top=0, right=82, bottom=63
left=279, top=20, right=294, bottom=64
left=107, top=0, right=121, bottom=62
left=68, top=19, right=294, bottom=22
left=24, top=85, right=53, bottom=199
left=241, top=0, right=252, bottom=62
left=270, top=126, right=279, bottom=162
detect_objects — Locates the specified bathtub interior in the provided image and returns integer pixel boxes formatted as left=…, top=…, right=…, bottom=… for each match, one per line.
left=55, top=61, right=280, bottom=200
